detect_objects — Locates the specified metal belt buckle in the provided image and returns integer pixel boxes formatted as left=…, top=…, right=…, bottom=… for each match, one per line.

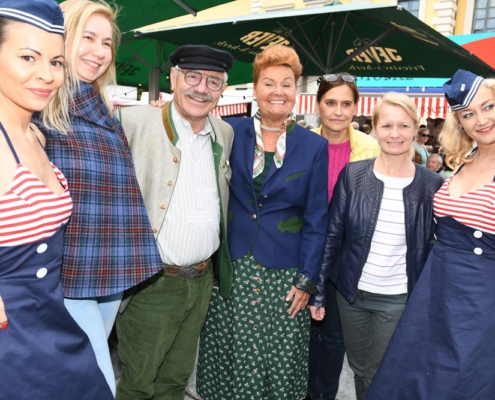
left=178, top=265, right=197, bottom=278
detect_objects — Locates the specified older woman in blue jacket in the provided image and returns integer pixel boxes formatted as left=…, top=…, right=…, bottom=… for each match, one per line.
left=197, top=45, right=329, bottom=400
left=310, top=92, right=443, bottom=400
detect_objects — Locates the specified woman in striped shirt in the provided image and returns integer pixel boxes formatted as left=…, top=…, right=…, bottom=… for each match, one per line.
left=311, top=92, right=443, bottom=400
left=0, top=0, right=113, bottom=398
left=367, top=71, right=495, bottom=399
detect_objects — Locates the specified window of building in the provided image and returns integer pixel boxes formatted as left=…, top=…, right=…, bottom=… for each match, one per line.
left=399, top=0, right=420, bottom=17
left=472, top=0, right=495, bottom=32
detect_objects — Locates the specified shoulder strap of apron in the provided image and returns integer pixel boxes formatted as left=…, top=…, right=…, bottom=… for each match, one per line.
left=0, top=121, right=20, bottom=164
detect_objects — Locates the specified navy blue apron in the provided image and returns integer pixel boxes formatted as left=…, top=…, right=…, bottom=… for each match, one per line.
left=366, top=216, right=495, bottom=400
left=0, top=122, right=113, bottom=399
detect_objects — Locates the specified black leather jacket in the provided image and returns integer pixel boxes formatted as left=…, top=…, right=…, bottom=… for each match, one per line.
left=311, top=159, right=443, bottom=307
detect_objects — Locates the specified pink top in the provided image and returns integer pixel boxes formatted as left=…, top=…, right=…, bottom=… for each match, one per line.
left=328, top=140, right=352, bottom=202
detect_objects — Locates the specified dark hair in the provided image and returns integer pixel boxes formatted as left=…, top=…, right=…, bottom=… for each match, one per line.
left=0, top=17, right=14, bottom=48
left=316, top=73, right=359, bottom=104
left=0, top=16, right=70, bottom=134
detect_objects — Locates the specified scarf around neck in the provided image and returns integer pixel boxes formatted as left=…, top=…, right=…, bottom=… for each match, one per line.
left=253, top=110, right=294, bottom=178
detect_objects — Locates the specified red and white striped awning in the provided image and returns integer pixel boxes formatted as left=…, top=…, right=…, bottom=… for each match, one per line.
left=211, top=103, right=248, bottom=117
left=297, top=95, right=317, bottom=115
left=412, top=97, right=450, bottom=119
left=297, top=94, right=450, bottom=119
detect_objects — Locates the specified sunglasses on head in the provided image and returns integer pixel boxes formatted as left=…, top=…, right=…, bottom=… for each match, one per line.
left=323, top=73, right=356, bottom=83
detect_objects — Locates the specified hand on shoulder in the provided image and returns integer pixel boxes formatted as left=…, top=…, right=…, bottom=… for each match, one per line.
left=150, top=100, right=167, bottom=108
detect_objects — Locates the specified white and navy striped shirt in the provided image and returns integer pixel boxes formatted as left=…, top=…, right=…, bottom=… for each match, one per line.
left=358, top=170, right=413, bottom=295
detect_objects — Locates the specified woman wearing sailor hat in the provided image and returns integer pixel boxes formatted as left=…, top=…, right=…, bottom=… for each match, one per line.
left=0, top=0, right=113, bottom=398
left=367, top=69, right=495, bottom=399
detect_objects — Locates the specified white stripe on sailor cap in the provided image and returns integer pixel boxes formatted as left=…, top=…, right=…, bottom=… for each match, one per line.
left=452, top=76, right=484, bottom=111
left=0, top=7, right=64, bottom=35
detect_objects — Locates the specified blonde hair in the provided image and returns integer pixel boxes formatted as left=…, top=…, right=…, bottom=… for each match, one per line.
left=253, top=45, right=302, bottom=85
left=40, top=69, right=71, bottom=135
left=440, top=78, right=495, bottom=168
left=61, top=0, right=121, bottom=118
left=372, top=92, right=419, bottom=159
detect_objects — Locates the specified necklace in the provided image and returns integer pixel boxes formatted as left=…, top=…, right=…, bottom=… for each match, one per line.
left=260, top=123, right=281, bottom=132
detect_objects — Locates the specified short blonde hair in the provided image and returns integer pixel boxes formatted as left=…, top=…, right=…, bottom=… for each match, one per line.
left=440, top=78, right=495, bottom=168
left=253, top=45, right=302, bottom=85
left=61, top=0, right=121, bottom=118
left=372, top=92, right=419, bottom=159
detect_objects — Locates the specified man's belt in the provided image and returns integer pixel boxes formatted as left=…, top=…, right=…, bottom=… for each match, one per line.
left=164, top=258, right=210, bottom=278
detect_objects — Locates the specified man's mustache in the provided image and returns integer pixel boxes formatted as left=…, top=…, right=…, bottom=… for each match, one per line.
left=184, top=89, right=214, bottom=102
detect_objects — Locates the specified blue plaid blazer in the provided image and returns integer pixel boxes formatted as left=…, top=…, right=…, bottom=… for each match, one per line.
left=42, top=82, right=163, bottom=298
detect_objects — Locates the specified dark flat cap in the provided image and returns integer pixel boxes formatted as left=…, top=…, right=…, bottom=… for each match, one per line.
left=0, top=0, right=64, bottom=35
left=170, top=45, right=234, bottom=73
left=444, top=69, right=484, bottom=111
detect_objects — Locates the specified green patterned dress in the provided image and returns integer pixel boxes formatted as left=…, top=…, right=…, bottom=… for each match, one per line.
left=197, top=254, right=310, bottom=400
left=197, top=153, right=311, bottom=400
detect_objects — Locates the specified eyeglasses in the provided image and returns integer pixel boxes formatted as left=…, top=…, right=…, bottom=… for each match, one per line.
left=323, top=73, right=356, bottom=83
left=420, top=134, right=429, bottom=138
left=178, top=69, right=225, bottom=91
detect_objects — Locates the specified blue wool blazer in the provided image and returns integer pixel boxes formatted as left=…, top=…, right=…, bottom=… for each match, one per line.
left=226, top=117, right=329, bottom=286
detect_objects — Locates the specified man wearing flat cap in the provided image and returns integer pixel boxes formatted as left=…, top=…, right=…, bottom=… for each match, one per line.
left=115, top=44, right=234, bottom=400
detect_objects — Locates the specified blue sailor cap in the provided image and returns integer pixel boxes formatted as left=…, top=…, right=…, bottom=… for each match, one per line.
left=0, top=0, right=64, bottom=35
left=443, top=69, right=484, bottom=111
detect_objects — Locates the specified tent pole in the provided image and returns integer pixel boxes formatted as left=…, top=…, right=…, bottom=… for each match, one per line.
left=328, top=13, right=349, bottom=71
left=172, top=0, right=197, bottom=16
left=119, top=40, right=156, bottom=70
left=149, top=41, right=163, bottom=101
left=149, top=70, right=160, bottom=101
left=292, top=17, right=326, bottom=69
left=330, top=28, right=394, bottom=75
left=276, top=21, right=325, bottom=72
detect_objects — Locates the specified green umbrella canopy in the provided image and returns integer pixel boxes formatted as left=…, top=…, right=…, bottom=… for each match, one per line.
left=131, top=3, right=494, bottom=89
left=55, top=0, right=232, bottom=33
left=55, top=0, right=234, bottom=90
left=116, top=35, right=176, bottom=90
left=115, top=35, right=251, bottom=90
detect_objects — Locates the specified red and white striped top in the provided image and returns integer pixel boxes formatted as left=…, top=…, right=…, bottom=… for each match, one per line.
left=434, top=174, right=495, bottom=234
left=0, top=164, right=72, bottom=246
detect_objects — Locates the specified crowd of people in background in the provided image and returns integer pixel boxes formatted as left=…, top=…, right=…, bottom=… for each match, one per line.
left=300, top=116, right=452, bottom=182
left=1, top=0, right=494, bottom=400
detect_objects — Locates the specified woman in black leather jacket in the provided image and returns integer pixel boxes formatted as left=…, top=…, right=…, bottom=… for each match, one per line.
left=309, top=92, right=443, bottom=400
